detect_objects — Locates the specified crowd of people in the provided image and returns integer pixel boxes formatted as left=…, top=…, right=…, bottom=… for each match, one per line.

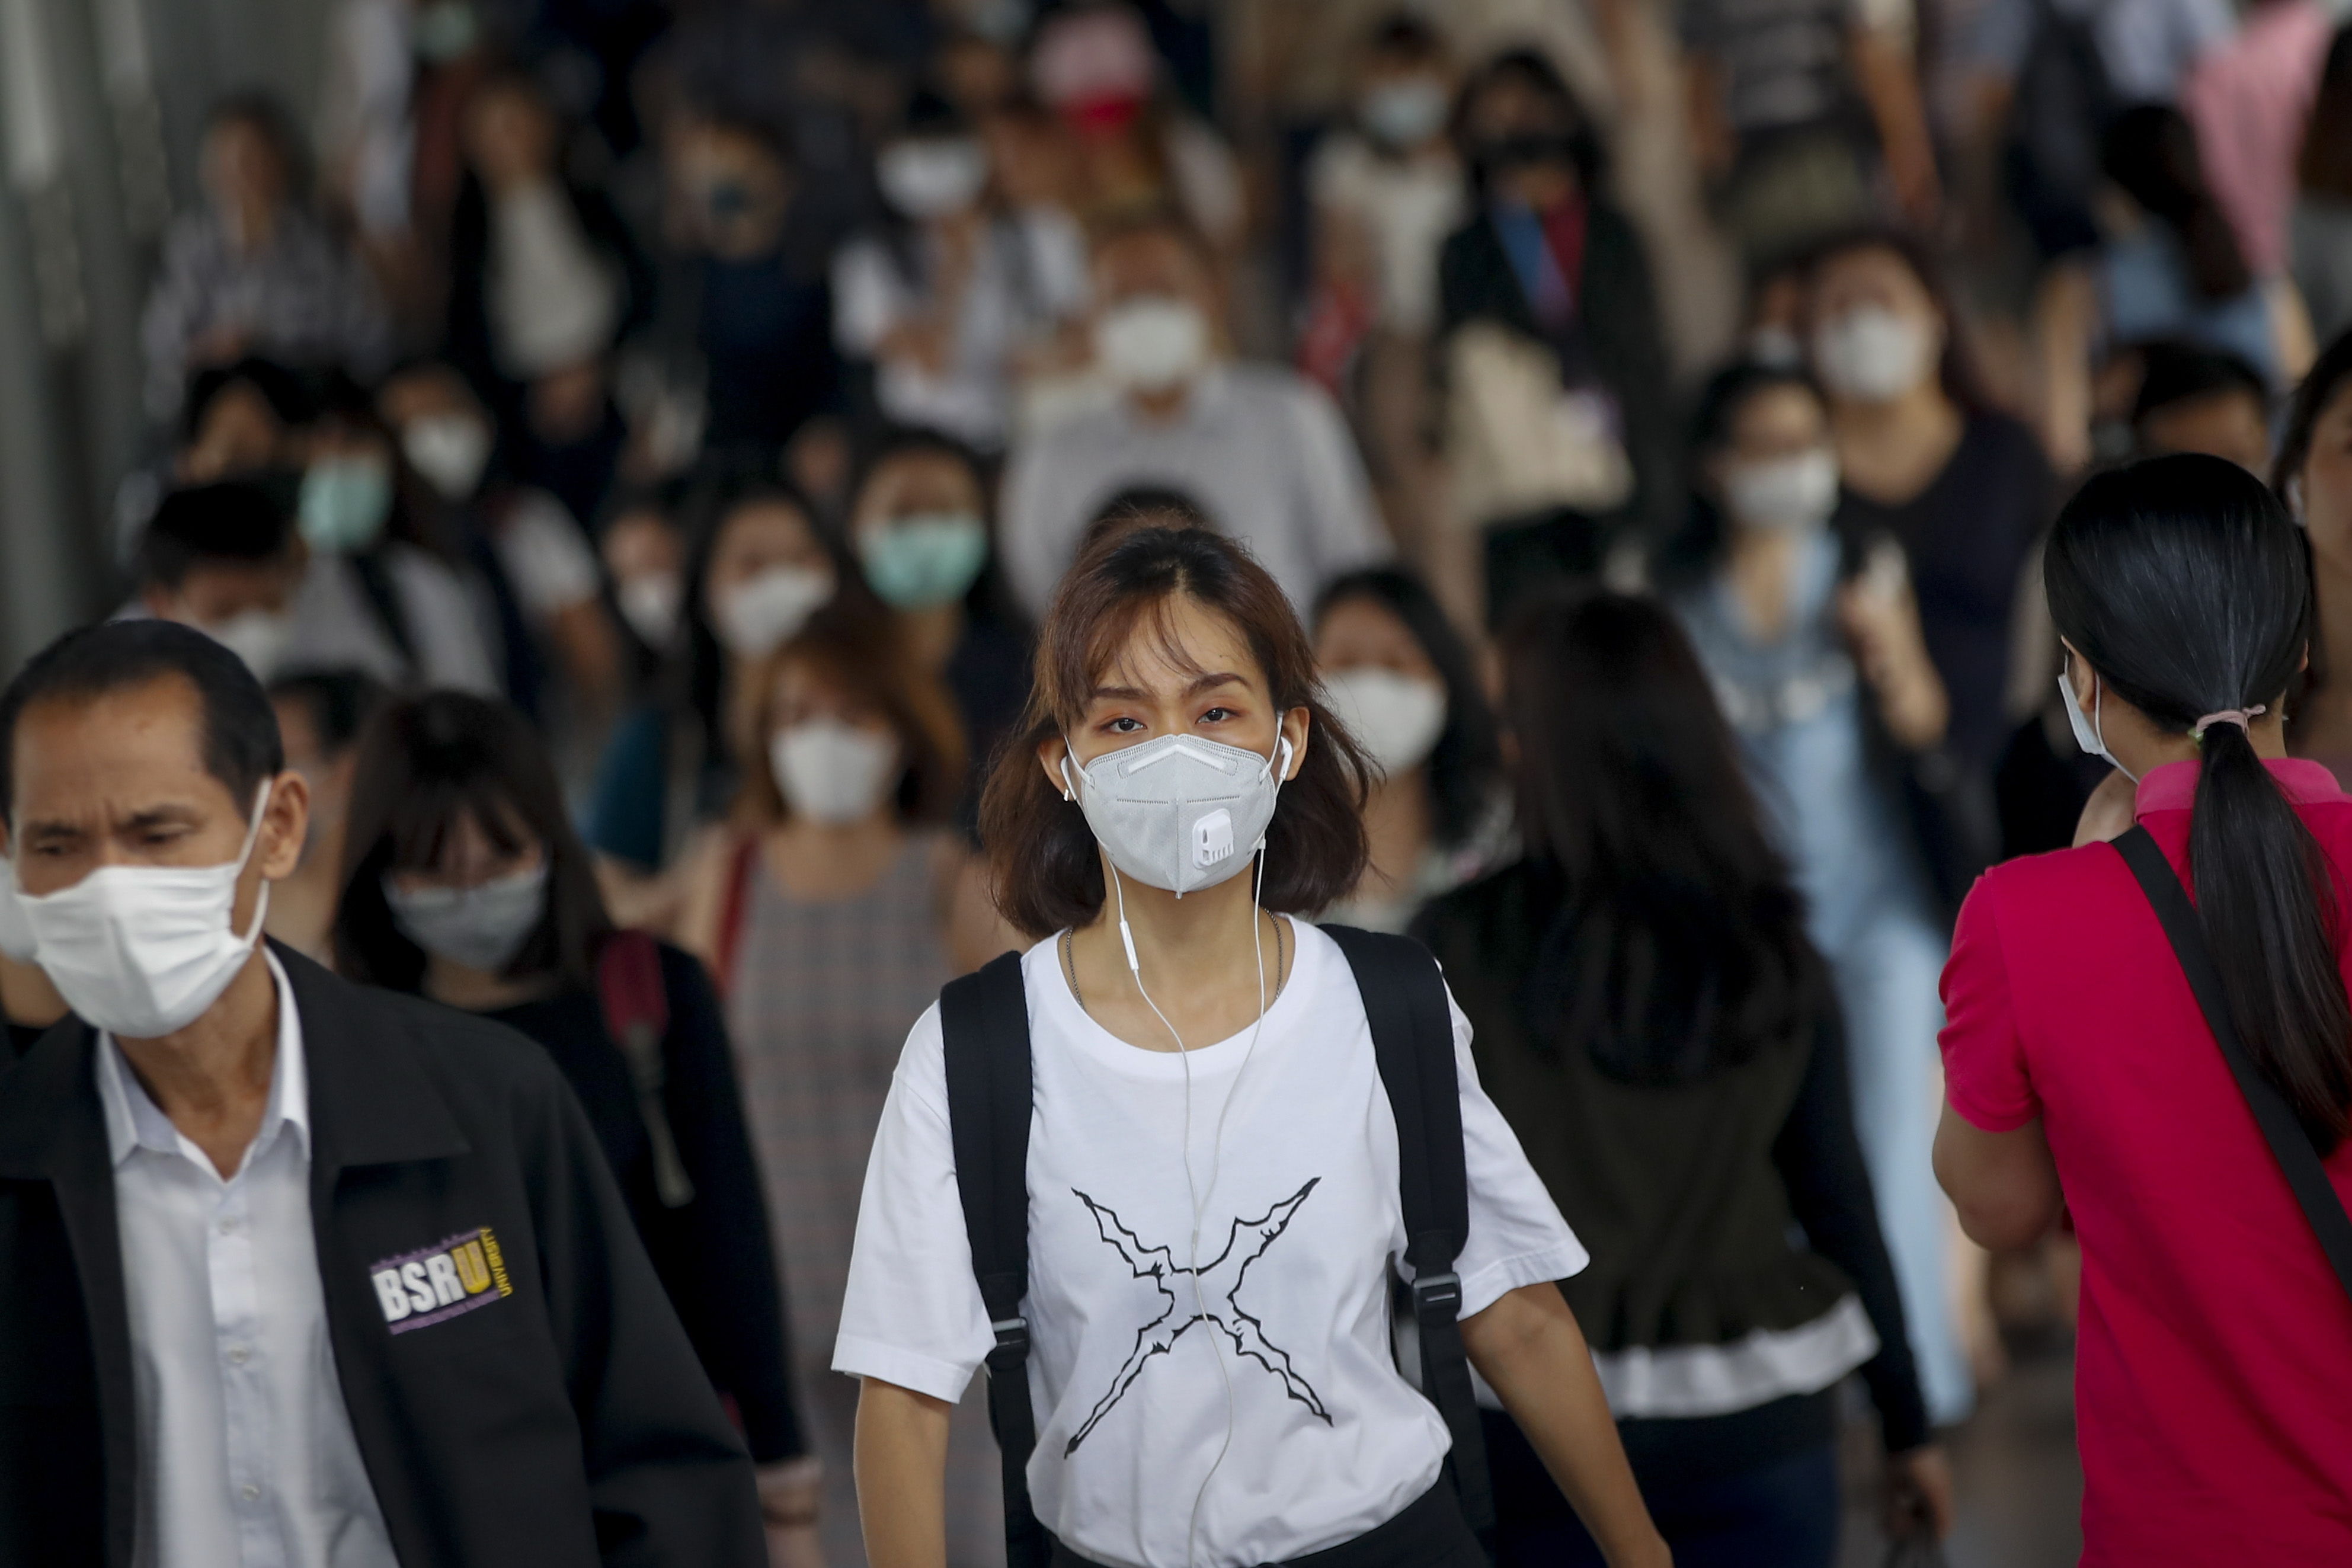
left=8, top=0, right=2352, bottom=1563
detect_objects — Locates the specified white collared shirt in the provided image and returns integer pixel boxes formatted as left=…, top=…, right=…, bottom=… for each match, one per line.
left=97, top=952, right=398, bottom=1568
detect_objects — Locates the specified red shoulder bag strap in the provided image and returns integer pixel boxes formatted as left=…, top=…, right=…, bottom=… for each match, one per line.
left=715, top=833, right=761, bottom=1001
left=597, top=930, right=695, bottom=1209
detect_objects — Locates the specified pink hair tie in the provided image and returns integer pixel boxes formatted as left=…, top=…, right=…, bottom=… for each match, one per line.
left=2193, top=705, right=2267, bottom=740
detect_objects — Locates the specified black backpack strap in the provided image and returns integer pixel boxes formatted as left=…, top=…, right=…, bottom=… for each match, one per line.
left=1321, top=923, right=1495, bottom=1543
left=2113, top=826, right=2352, bottom=1305
left=941, top=951, right=1049, bottom=1568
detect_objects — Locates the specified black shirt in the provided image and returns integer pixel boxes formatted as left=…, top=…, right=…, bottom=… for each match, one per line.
left=1838, top=411, right=2053, bottom=773
left=487, top=942, right=803, bottom=1463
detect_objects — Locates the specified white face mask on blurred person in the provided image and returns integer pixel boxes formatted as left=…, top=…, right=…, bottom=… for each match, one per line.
left=1723, top=448, right=1840, bottom=533
left=714, top=567, right=834, bottom=661
left=1321, top=667, right=1446, bottom=778
left=198, top=607, right=299, bottom=683
left=383, top=864, right=548, bottom=974
left=1095, top=296, right=1209, bottom=393
left=617, top=570, right=683, bottom=648
left=878, top=138, right=991, bottom=220
left=402, top=414, right=494, bottom=501
left=1360, top=78, right=1449, bottom=149
left=1748, top=324, right=1804, bottom=370
left=18, top=783, right=273, bottom=1039
left=0, top=857, right=37, bottom=963
left=770, top=721, right=901, bottom=825
left=1811, top=306, right=1934, bottom=404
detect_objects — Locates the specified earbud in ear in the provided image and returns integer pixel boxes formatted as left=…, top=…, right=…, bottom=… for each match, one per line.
left=1276, top=735, right=1295, bottom=780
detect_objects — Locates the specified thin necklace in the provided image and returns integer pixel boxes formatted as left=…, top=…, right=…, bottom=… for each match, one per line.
left=1062, top=914, right=1289, bottom=1017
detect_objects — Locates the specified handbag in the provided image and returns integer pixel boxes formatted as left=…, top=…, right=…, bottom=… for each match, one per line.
left=2113, top=825, right=2352, bottom=1305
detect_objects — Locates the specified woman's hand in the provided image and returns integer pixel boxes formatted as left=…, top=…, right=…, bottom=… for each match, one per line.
left=1883, top=1445, right=1956, bottom=1541
left=757, top=1456, right=825, bottom=1568
left=1839, top=548, right=1950, bottom=751
left=1463, top=1284, right=1672, bottom=1568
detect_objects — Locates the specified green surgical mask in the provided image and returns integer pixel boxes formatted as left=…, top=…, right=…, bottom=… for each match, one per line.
left=299, top=457, right=393, bottom=555
left=857, top=512, right=988, bottom=609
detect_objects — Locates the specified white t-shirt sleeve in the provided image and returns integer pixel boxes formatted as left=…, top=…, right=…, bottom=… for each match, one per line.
left=1444, top=988, right=1590, bottom=1319
left=833, top=1003, right=994, bottom=1402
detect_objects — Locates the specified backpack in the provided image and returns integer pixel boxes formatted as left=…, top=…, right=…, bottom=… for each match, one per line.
left=596, top=930, right=696, bottom=1209
left=939, top=924, right=1491, bottom=1567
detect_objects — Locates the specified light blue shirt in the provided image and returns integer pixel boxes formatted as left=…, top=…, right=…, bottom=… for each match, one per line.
left=1672, top=533, right=1934, bottom=956
left=97, top=952, right=397, bottom=1568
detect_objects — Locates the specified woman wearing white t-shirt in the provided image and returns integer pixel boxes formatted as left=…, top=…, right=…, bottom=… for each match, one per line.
left=837, top=518, right=1667, bottom=1568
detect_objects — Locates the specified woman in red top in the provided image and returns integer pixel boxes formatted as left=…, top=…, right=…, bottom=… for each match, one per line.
left=1936, top=453, right=2352, bottom=1563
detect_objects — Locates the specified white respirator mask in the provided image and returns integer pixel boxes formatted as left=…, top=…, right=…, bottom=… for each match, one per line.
left=16, top=782, right=276, bottom=1039
left=383, top=863, right=549, bottom=974
left=1321, top=667, right=1445, bottom=778
left=1061, top=731, right=1292, bottom=898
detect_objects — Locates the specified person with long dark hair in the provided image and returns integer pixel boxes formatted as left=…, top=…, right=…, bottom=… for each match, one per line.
left=1418, top=590, right=1949, bottom=1565
left=332, top=690, right=818, bottom=1555
left=1937, top=454, right=2352, bottom=1560
left=1313, top=566, right=1506, bottom=932
left=839, top=517, right=1667, bottom=1568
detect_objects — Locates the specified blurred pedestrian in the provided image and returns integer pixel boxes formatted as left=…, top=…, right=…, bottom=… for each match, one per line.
left=674, top=612, right=1004, bottom=1567
left=447, top=70, right=653, bottom=530
left=0, top=620, right=765, bottom=1564
left=334, top=689, right=818, bottom=1560
left=1312, top=567, right=1506, bottom=933
left=1662, top=363, right=1978, bottom=1426
left=141, top=94, right=391, bottom=419
left=1807, top=231, right=2051, bottom=775
left=1419, top=590, right=1951, bottom=1566
left=585, top=474, right=852, bottom=898
left=667, top=113, right=842, bottom=459
left=834, top=90, right=1090, bottom=454
left=1937, top=455, right=2352, bottom=1563
left=2129, top=341, right=2273, bottom=471
left=2274, top=329, right=2352, bottom=783
left=1437, top=52, right=1675, bottom=628
left=846, top=430, right=1032, bottom=818
left=1303, top=17, right=1465, bottom=555
left=264, top=668, right=387, bottom=959
left=133, top=481, right=309, bottom=683
left=1028, top=4, right=1246, bottom=265
left=1001, top=210, right=1387, bottom=617
left=2180, top=0, right=2333, bottom=284
left=2290, top=27, right=2352, bottom=347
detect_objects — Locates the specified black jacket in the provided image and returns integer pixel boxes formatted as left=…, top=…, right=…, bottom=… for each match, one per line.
left=485, top=942, right=802, bottom=1463
left=1437, top=200, right=1680, bottom=544
left=0, top=945, right=764, bottom=1568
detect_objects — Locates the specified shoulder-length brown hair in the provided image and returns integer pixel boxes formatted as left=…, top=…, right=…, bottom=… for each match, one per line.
left=979, top=519, right=1372, bottom=936
left=731, top=606, right=965, bottom=828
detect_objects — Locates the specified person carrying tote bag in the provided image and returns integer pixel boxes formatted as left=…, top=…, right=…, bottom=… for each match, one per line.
left=1935, top=453, right=2352, bottom=1566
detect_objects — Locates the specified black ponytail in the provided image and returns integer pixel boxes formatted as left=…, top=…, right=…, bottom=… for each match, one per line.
left=2046, top=455, right=2352, bottom=1150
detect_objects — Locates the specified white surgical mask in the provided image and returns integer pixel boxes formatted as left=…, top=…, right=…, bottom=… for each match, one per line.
left=1361, top=78, right=1449, bottom=148
left=384, top=863, right=548, bottom=973
left=1812, top=306, right=1934, bottom=404
left=769, top=721, right=901, bottom=824
left=2058, top=657, right=2137, bottom=782
left=1095, top=297, right=1209, bottom=393
left=1723, top=448, right=1840, bottom=533
left=878, top=138, right=991, bottom=220
left=197, top=607, right=299, bottom=683
left=1321, top=666, right=1446, bottom=778
left=714, top=566, right=834, bottom=661
left=1062, top=732, right=1292, bottom=897
left=17, top=782, right=275, bottom=1039
left=617, top=570, right=683, bottom=648
left=402, top=415, right=494, bottom=500
left=0, top=856, right=37, bottom=962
